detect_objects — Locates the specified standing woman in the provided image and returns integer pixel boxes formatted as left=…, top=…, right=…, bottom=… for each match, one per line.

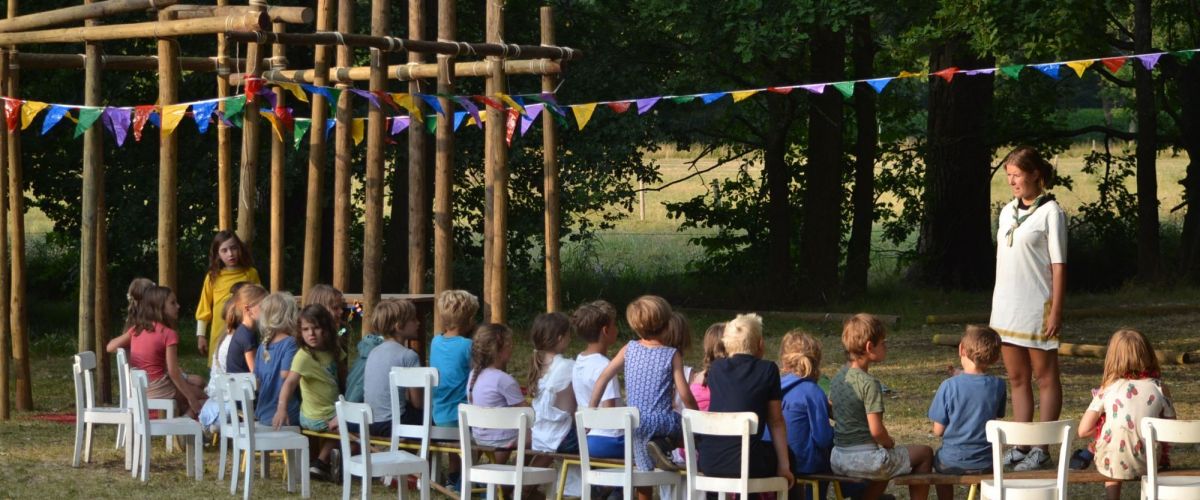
left=990, top=146, right=1067, bottom=471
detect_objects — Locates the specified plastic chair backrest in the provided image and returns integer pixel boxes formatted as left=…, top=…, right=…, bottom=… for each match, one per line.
left=115, top=348, right=129, bottom=410
left=73, top=351, right=98, bottom=416
left=985, top=419, right=1074, bottom=500
left=1141, top=417, right=1200, bottom=500
left=129, top=369, right=151, bottom=430
left=576, top=407, right=640, bottom=491
left=227, top=377, right=259, bottom=449
left=682, top=409, right=758, bottom=496
left=458, top=405, right=533, bottom=475
left=336, top=397, right=374, bottom=475
left=388, top=367, right=438, bottom=459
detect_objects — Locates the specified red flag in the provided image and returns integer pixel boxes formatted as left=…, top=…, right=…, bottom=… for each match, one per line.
left=505, top=108, right=519, bottom=147
left=472, top=95, right=506, bottom=112
left=1100, top=57, right=1126, bottom=74
left=274, top=106, right=294, bottom=135
left=4, top=98, right=22, bottom=133
left=245, top=77, right=263, bottom=103
left=932, top=67, right=958, bottom=83
left=606, top=101, right=632, bottom=114
left=374, top=90, right=399, bottom=110
left=133, top=105, right=155, bottom=142
left=767, top=86, right=794, bottom=94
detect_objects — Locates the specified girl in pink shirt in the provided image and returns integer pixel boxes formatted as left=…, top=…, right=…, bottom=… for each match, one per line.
left=108, top=284, right=207, bottom=417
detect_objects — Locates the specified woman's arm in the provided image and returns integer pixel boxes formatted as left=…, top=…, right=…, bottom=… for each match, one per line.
left=1078, top=409, right=1100, bottom=438
left=273, top=371, right=301, bottom=429
left=672, top=352, right=698, bottom=411
left=767, top=400, right=795, bottom=487
left=106, top=330, right=131, bottom=353
left=589, top=346, right=627, bottom=408
left=1045, top=263, right=1066, bottom=338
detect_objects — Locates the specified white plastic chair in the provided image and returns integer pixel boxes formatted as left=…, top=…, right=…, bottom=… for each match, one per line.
left=115, top=347, right=177, bottom=452
left=227, top=375, right=311, bottom=499
left=1141, top=417, right=1200, bottom=500
left=577, top=407, right=680, bottom=500
left=213, top=372, right=259, bottom=481
left=72, top=351, right=132, bottom=469
left=681, top=409, right=789, bottom=500
left=981, top=419, right=1073, bottom=500
left=336, top=384, right=430, bottom=500
left=128, top=369, right=204, bottom=482
left=458, top=404, right=556, bottom=500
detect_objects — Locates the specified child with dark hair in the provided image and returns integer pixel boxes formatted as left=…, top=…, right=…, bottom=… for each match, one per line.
left=274, top=304, right=344, bottom=480
left=528, top=312, right=578, bottom=454
left=109, top=285, right=207, bottom=417
left=467, top=323, right=526, bottom=465
left=195, top=230, right=260, bottom=365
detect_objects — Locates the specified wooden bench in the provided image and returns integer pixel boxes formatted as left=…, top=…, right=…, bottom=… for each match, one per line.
left=888, top=469, right=1200, bottom=499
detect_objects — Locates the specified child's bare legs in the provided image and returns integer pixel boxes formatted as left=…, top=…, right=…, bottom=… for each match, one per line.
left=935, top=484, right=954, bottom=500
left=1104, top=482, right=1121, bottom=500
left=318, top=438, right=337, bottom=462
left=635, top=486, right=652, bottom=500
left=862, top=481, right=889, bottom=500
left=906, top=445, right=933, bottom=500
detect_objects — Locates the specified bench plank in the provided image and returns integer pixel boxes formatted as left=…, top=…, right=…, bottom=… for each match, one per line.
left=892, top=469, right=1200, bottom=486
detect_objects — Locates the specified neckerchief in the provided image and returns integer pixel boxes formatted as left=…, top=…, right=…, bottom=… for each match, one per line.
left=1005, top=193, right=1055, bottom=247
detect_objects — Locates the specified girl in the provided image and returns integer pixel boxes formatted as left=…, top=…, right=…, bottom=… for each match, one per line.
left=591, top=295, right=696, bottom=499
left=779, top=330, right=835, bottom=500
left=108, top=285, right=207, bottom=418
left=689, top=322, right=726, bottom=411
left=467, top=323, right=526, bottom=465
left=1078, top=329, right=1175, bottom=500
left=123, top=277, right=155, bottom=332
left=274, top=304, right=344, bottom=480
left=305, top=284, right=352, bottom=376
left=225, top=284, right=268, bottom=375
left=196, top=230, right=261, bottom=365
left=528, top=312, right=578, bottom=454
left=254, top=292, right=300, bottom=428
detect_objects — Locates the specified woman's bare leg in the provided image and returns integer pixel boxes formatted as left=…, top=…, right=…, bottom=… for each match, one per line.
left=1002, top=344, right=1034, bottom=424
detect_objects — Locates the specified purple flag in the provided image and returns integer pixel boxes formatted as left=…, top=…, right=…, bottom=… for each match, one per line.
left=453, top=97, right=483, bottom=129
left=1135, top=53, right=1163, bottom=70
left=101, top=107, right=132, bottom=146
left=635, top=97, right=660, bottom=115
left=390, top=116, right=410, bottom=135
left=964, top=68, right=997, bottom=76
left=520, top=103, right=545, bottom=136
left=192, top=101, right=218, bottom=134
left=800, top=84, right=827, bottom=94
left=349, top=88, right=381, bottom=108
left=257, top=91, right=277, bottom=109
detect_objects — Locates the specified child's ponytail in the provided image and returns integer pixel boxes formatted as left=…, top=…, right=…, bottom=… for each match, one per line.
left=469, top=323, right=512, bottom=399
left=526, top=312, right=570, bottom=398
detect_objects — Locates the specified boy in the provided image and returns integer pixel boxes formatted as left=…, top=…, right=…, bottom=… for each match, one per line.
left=700, top=313, right=795, bottom=486
left=429, top=289, right=479, bottom=491
left=571, top=300, right=625, bottom=458
left=360, top=299, right=423, bottom=436
left=928, top=325, right=1005, bottom=500
left=829, top=313, right=933, bottom=500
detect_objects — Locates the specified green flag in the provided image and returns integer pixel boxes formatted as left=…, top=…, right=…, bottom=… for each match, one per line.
left=832, top=82, right=855, bottom=99
left=999, top=65, right=1024, bottom=79
left=74, top=108, right=104, bottom=138
left=294, top=119, right=311, bottom=149
left=669, top=95, right=696, bottom=104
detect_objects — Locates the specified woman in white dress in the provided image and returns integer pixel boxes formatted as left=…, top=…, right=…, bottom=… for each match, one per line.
left=989, top=146, right=1067, bottom=471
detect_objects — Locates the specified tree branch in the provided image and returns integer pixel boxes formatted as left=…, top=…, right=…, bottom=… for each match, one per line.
left=1096, top=67, right=1135, bottom=88
left=1000, top=125, right=1137, bottom=144
left=640, top=148, right=755, bottom=193
left=1104, top=7, right=1136, bottom=43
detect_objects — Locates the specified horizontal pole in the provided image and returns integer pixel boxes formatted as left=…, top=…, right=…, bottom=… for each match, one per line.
left=231, top=58, right=561, bottom=84
left=930, top=334, right=1198, bottom=365
left=0, top=12, right=268, bottom=45
left=163, top=5, right=312, bottom=25
left=225, top=31, right=582, bottom=60
left=18, top=52, right=255, bottom=72
left=0, top=0, right=180, bottom=33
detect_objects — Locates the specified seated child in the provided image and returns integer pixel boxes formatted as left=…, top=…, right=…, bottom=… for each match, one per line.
left=224, top=284, right=268, bottom=375
left=358, top=298, right=422, bottom=436
left=430, top=289, right=479, bottom=491
left=529, top=312, right=578, bottom=454
left=571, top=300, right=625, bottom=459
left=664, top=312, right=694, bottom=411
left=274, top=304, right=345, bottom=480
left=774, top=330, right=835, bottom=500
left=829, top=314, right=933, bottom=500
left=688, top=322, right=726, bottom=412
left=253, top=292, right=300, bottom=427
left=467, top=323, right=526, bottom=465
left=927, top=326, right=1006, bottom=500
left=198, top=296, right=241, bottom=430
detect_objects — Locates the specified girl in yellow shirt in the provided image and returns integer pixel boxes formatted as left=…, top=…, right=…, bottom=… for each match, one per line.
left=195, top=230, right=261, bottom=365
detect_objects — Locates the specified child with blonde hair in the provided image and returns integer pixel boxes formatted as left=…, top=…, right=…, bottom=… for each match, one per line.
left=356, top=298, right=422, bottom=436
left=571, top=300, right=624, bottom=458
left=776, top=330, right=834, bottom=499
left=528, top=312, right=578, bottom=454
left=467, top=323, right=526, bottom=465
left=1078, top=329, right=1175, bottom=500
left=224, top=284, right=268, bottom=374
left=431, top=289, right=479, bottom=491
left=829, top=314, right=932, bottom=500
left=253, top=292, right=300, bottom=426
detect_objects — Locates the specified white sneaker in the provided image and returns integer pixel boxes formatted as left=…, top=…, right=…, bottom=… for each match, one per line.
left=1001, top=447, right=1026, bottom=467
left=1013, top=447, right=1050, bottom=471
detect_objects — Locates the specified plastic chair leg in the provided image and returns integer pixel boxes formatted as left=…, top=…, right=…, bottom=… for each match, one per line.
left=122, top=423, right=133, bottom=471
left=83, top=422, right=95, bottom=463
left=243, top=447, right=254, bottom=500
left=193, top=433, right=204, bottom=480
left=230, top=445, right=242, bottom=495
left=115, top=424, right=124, bottom=451
left=218, top=436, right=228, bottom=480
left=967, top=484, right=978, bottom=500
left=342, top=462, right=352, bottom=500
left=286, top=450, right=296, bottom=493
left=72, top=418, right=85, bottom=468
left=361, top=466, right=371, bottom=500
left=300, top=449, right=311, bottom=498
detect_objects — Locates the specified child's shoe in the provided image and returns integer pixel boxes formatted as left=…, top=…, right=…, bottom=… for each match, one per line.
left=309, top=458, right=332, bottom=482
left=1069, top=449, right=1093, bottom=470
left=1013, top=447, right=1050, bottom=471
left=647, top=438, right=680, bottom=472
left=1001, top=447, right=1026, bottom=467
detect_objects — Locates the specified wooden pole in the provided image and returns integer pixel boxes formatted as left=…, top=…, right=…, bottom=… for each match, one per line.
left=362, top=0, right=387, bottom=318
left=215, top=0, right=232, bottom=231
left=17, top=53, right=251, bottom=71
left=330, top=0, right=352, bottom=292
left=432, top=0, right=455, bottom=332
left=7, top=45, right=31, bottom=412
left=79, top=0, right=102, bottom=385
left=0, top=0, right=180, bottom=33
left=235, top=2, right=266, bottom=247
left=225, top=31, right=581, bottom=60
left=0, top=12, right=268, bottom=45
left=407, top=0, right=426, bottom=294
left=301, top=0, right=334, bottom=295
left=157, top=9, right=179, bottom=291
left=925, top=303, right=1200, bottom=325
left=540, top=6, right=560, bottom=313
left=0, top=49, right=9, bottom=420
left=163, top=5, right=311, bottom=24
left=240, top=59, right=562, bottom=84
left=268, top=21, right=286, bottom=292
left=94, top=106, right=110, bottom=403
left=485, top=0, right=508, bottom=324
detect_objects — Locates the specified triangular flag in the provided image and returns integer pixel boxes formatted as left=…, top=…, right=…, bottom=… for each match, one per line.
left=452, top=96, right=483, bottom=128
left=473, top=95, right=505, bottom=112
left=669, top=95, right=696, bottom=104
left=244, top=77, right=263, bottom=102
left=325, top=118, right=336, bottom=139
left=453, top=111, right=467, bottom=131
left=520, top=103, right=544, bottom=136
left=606, top=101, right=632, bottom=114
left=392, top=93, right=423, bottom=123
left=1136, top=53, right=1162, bottom=70
left=636, top=97, right=661, bottom=114
left=260, top=110, right=282, bottom=142
left=963, top=68, right=997, bottom=76
left=257, top=91, right=277, bottom=110
left=351, top=118, right=365, bottom=146
left=426, top=115, right=438, bottom=134
left=41, top=105, right=69, bottom=135
left=898, top=70, right=924, bottom=78
left=192, top=101, right=218, bottom=134
left=832, top=82, right=855, bottom=98
left=505, top=108, right=519, bottom=146
left=390, top=116, right=410, bottom=135
left=325, top=88, right=342, bottom=117
left=800, top=84, right=826, bottom=94
left=293, top=119, right=311, bottom=149
left=132, top=105, right=155, bottom=141
left=4, top=98, right=22, bottom=132
left=224, top=95, right=247, bottom=127
left=866, top=78, right=892, bottom=93
left=1174, top=50, right=1196, bottom=61
left=1066, top=60, right=1092, bottom=78
left=160, top=104, right=189, bottom=136
left=496, top=93, right=526, bottom=115
left=932, top=67, right=958, bottom=82
left=275, top=106, right=294, bottom=137
left=999, top=65, right=1024, bottom=79
left=278, top=82, right=309, bottom=103
left=766, top=86, right=794, bottom=94
left=730, top=90, right=759, bottom=103
left=101, top=107, right=131, bottom=146
left=20, top=101, right=48, bottom=130
left=418, top=94, right=446, bottom=116
left=74, top=107, right=104, bottom=138
left=571, top=103, right=597, bottom=131
left=699, top=92, right=727, bottom=104
left=350, top=88, right=381, bottom=109
left=1033, top=63, right=1061, bottom=80
left=1100, top=57, right=1126, bottom=73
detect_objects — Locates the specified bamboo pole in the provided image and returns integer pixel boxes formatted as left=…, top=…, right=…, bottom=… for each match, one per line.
left=215, top=0, right=231, bottom=230
left=157, top=9, right=179, bottom=291
left=94, top=110, right=110, bottom=403
left=0, top=49, right=9, bottom=420
left=235, top=59, right=561, bottom=84
left=17, top=53, right=251, bottom=71
left=78, top=0, right=102, bottom=388
left=0, top=0, right=180, bottom=33
left=432, top=0, right=455, bottom=332
left=7, top=46, right=31, bottom=411
left=540, top=6, right=560, bottom=313
left=0, top=12, right=268, bottom=45
left=407, top=0, right=426, bottom=294
left=930, top=334, right=1198, bottom=365
left=268, top=21, right=286, bottom=292
left=361, top=0, right=387, bottom=319
left=485, top=0, right=508, bottom=324
left=301, top=0, right=335, bottom=295
left=330, top=0, right=352, bottom=292
left=235, top=3, right=266, bottom=247
left=225, top=31, right=581, bottom=60
left=163, top=5, right=311, bottom=24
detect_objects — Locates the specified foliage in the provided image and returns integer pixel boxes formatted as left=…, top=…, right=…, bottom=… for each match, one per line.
left=1067, top=148, right=1139, bottom=289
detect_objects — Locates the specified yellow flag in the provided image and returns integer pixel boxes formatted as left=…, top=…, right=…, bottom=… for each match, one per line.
left=352, top=118, right=365, bottom=145
left=391, top=93, right=423, bottom=123
left=730, top=90, right=759, bottom=103
left=897, top=70, right=924, bottom=78
left=279, top=82, right=309, bottom=103
left=571, top=103, right=597, bottom=131
left=260, top=110, right=284, bottom=142
left=496, top=93, right=526, bottom=115
left=1066, top=60, right=1091, bottom=78
left=20, top=101, right=49, bottom=130
left=160, top=103, right=189, bottom=136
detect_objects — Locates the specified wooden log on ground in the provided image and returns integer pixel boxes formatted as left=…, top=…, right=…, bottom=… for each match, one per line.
left=268, top=21, right=286, bottom=291
left=431, top=0, right=455, bottom=332
left=541, top=6, right=560, bottom=313
left=360, top=0, right=388, bottom=320
left=225, top=31, right=581, bottom=60
left=17, top=53, right=252, bottom=71
left=235, top=6, right=264, bottom=247
left=301, top=0, right=335, bottom=295
left=330, top=0, right=352, bottom=293
left=233, top=59, right=561, bottom=84
left=485, top=0, right=508, bottom=323
left=0, top=11, right=268, bottom=45
left=678, top=308, right=901, bottom=327
left=0, top=0, right=179, bottom=33
left=215, top=0, right=232, bottom=231
left=0, top=49, right=9, bottom=419
left=930, top=334, right=1198, bottom=365
left=163, top=5, right=311, bottom=24
left=157, top=10, right=179, bottom=291
left=925, top=303, right=1200, bottom=325
left=407, top=0, right=426, bottom=295
left=7, top=43, right=31, bottom=411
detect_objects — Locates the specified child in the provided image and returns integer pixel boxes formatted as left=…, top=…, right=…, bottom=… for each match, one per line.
left=253, top=292, right=300, bottom=427
left=664, top=312, right=696, bottom=410
left=829, top=313, right=933, bottom=500
left=699, top=314, right=794, bottom=486
left=275, top=304, right=345, bottom=480
left=123, top=277, right=155, bottom=332
left=1078, top=329, right=1175, bottom=500
left=430, top=289, right=478, bottom=490
left=571, top=300, right=625, bottom=459
left=358, top=298, right=422, bottom=436
left=304, top=284, right=351, bottom=379
left=225, top=284, right=268, bottom=375
left=196, top=230, right=261, bottom=365
left=776, top=330, right=834, bottom=500
left=529, top=312, right=578, bottom=454
left=689, top=322, right=726, bottom=411
left=591, top=295, right=697, bottom=500
left=467, top=323, right=526, bottom=465
left=108, top=285, right=207, bottom=418
left=927, top=326, right=1006, bottom=500
left=197, top=292, right=244, bottom=431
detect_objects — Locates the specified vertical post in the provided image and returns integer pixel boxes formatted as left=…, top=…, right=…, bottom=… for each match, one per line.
left=331, top=0, right=352, bottom=292
left=638, top=181, right=645, bottom=220
left=236, top=1, right=267, bottom=247
left=432, top=0, right=455, bottom=332
left=268, top=21, right=287, bottom=292
left=157, top=9, right=179, bottom=292
left=7, top=42, right=31, bottom=412
left=302, top=0, right=335, bottom=295
left=485, top=0, right=508, bottom=323
left=362, top=0, right=388, bottom=318
left=540, top=6, right=560, bottom=313
left=94, top=112, right=110, bottom=403
left=79, top=0, right=102, bottom=390
left=407, top=0, right=426, bottom=294
left=215, top=0, right=232, bottom=230
left=0, top=49, right=9, bottom=420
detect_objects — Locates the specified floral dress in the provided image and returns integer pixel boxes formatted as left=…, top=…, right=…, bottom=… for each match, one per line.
left=624, top=341, right=680, bottom=471
left=1088, top=377, right=1175, bottom=480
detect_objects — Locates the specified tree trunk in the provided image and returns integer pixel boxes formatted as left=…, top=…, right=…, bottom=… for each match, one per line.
left=762, top=93, right=793, bottom=303
left=1177, top=59, right=1200, bottom=279
left=913, top=37, right=995, bottom=289
left=800, top=23, right=845, bottom=304
left=1134, top=0, right=1160, bottom=281
left=384, top=152, right=411, bottom=290
left=844, top=14, right=877, bottom=298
